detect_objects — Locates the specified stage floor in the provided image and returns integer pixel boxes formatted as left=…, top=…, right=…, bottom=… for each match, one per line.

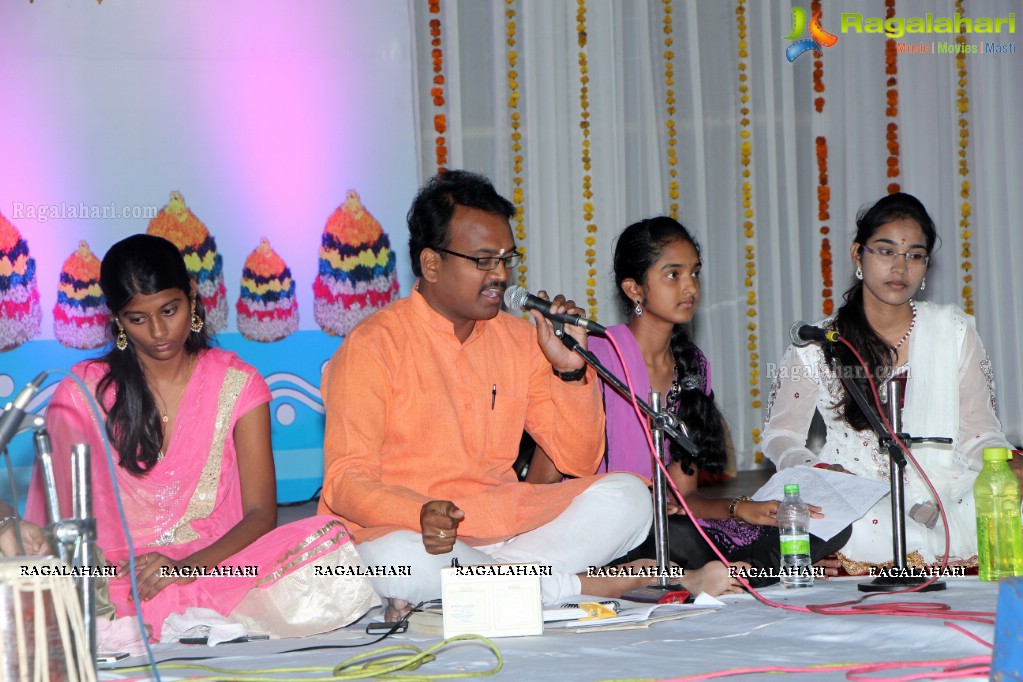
left=99, top=577, right=997, bottom=681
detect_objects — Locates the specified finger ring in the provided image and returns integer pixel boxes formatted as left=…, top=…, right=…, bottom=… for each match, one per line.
left=437, top=530, right=447, bottom=539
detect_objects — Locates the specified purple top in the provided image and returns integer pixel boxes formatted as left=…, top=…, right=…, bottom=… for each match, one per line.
left=589, top=324, right=711, bottom=480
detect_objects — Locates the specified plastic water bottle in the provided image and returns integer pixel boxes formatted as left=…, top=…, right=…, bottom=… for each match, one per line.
left=975, top=447, right=1023, bottom=581
left=778, top=483, right=813, bottom=588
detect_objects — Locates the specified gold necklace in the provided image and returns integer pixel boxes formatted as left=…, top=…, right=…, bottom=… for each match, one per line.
left=153, top=356, right=195, bottom=423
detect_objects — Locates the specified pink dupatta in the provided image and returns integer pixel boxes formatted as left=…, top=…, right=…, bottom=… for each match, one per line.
left=589, top=324, right=713, bottom=481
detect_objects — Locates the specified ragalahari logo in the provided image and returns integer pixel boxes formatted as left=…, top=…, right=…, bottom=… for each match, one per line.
left=785, top=7, right=839, bottom=62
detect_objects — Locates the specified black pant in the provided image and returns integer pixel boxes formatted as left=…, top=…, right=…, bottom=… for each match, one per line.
left=622, top=515, right=853, bottom=588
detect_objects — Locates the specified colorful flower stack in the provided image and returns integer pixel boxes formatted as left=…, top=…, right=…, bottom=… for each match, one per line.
left=313, top=190, right=399, bottom=337
left=147, top=191, right=228, bottom=333
left=53, top=241, right=109, bottom=349
left=236, top=238, right=299, bottom=342
left=0, top=213, right=42, bottom=350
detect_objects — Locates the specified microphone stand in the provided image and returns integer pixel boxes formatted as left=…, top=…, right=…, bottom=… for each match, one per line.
left=558, top=334, right=699, bottom=457
left=819, top=349, right=949, bottom=592
left=558, top=334, right=689, bottom=601
left=34, top=426, right=101, bottom=665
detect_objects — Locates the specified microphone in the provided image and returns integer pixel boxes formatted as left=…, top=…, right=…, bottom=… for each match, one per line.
left=790, top=321, right=840, bottom=347
left=503, top=285, right=606, bottom=334
left=0, top=372, right=48, bottom=453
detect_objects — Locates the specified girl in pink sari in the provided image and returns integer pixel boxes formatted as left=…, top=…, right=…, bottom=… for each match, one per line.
left=27, top=234, right=376, bottom=639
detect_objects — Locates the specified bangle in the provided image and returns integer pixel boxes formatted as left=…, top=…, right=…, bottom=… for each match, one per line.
left=0, top=516, right=16, bottom=534
left=728, top=496, right=752, bottom=524
left=552, top=365, right=587, bottom=382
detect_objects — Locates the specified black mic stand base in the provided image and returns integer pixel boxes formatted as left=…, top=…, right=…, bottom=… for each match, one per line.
left=858, top=575, right=946, bottom=593
left=621, top=583, right=687, bottom=603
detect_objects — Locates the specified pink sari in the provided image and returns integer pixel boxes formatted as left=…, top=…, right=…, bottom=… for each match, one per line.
left=27, top=348, right=377, bottom=639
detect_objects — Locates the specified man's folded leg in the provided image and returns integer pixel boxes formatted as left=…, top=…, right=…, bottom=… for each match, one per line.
left=489, top=473, right=653, bottom=602
left=356, top=531, right=495, bottom=604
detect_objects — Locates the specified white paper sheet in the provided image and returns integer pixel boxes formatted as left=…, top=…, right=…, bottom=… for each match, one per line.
left=545, top=596, right=722, bottom=629
left=752, top=465, right=890, bottom=541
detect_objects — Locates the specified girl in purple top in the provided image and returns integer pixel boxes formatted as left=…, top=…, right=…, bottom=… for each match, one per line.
left=531, top=217, right=849, bottom=587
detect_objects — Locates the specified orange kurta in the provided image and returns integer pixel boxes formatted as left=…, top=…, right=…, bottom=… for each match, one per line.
left=318, top=291, right=606, bottom=544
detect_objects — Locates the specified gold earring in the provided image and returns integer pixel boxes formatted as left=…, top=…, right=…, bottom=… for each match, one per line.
left=190, top=301, right=204, bottom=333
left=116, top=324, right=128, bottom=351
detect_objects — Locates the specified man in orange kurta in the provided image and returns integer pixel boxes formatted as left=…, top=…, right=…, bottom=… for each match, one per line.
left=319, top=171, right=652, bottom=606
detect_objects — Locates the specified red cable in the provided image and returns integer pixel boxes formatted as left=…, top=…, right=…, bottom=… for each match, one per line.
left=652, top=655, right=991, bottom=682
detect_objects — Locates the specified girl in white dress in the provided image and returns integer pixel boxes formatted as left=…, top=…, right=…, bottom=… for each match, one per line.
left=762, top=192, right=1013, bottom=574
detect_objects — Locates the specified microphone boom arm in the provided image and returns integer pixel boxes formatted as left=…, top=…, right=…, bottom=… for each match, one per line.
left=558, top=334, right=699, bottom=457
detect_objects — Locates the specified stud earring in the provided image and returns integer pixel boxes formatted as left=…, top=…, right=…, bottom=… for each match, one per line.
left=920, top=277, right=926, bottom=291
left=634, top=301, right=643, bottom=317
left=855, top=266, right=863, bottom=280
left=190, top=300, right=204, bottom=333
left=116, top=323, right=128, bottom=351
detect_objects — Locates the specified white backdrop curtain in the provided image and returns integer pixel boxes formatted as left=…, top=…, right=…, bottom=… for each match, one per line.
left=410, top=0, right=1023, bottom=469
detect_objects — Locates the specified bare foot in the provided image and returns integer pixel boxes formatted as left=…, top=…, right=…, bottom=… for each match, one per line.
left=383, top=598, right=411, bottom=622
left=681, top=560, right=746, bottom=597
left=577, top=558, right=666, bottom=597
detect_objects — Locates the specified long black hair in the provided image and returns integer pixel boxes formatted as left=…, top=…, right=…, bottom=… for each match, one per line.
left=832, top=192, right=937, bottom=430
left=96, top=234, right=213, bottom=475
left=613, top=217, right=726, bottom=474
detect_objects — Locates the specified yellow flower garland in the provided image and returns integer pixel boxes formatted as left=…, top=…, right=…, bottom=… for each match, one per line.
left=955, top=0, right=973, bottom=315
left=577, top=0, right=597, bottom=315
left=506, top=0, right=527, bottom=288
left=662, top=0, right=680, bottom=219
left=429, top=0, right=448, bottom=173
left=736, top=0, right=762, bottom=457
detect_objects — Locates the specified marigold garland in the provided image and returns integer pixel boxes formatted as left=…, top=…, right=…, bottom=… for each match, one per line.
left=816, top=137, right=833, bottom=316
left=506, top=0, right=527, bottom=287
left=812, top=0, right=825, bottom=112
left=577, top=0, right=597, bottom=316
left=955, top=0, right=973, bottom=315
left=428, top=0, right=448, bottom=172
left=662, top=0, right=680, bottom=218
left=736, top=0, right=762, bottom=458
left=811, top=1, right=833, bottom=317
left=884, top=0, right=900, bottom=194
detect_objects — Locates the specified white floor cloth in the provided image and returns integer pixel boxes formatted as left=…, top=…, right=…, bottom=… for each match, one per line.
left=99, top=577, right=999, bottom=682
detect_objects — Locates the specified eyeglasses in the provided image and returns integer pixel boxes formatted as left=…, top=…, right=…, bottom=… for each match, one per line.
left=435, top=248, right=523, bottom=271
left=861, top=244, right=930, bottom=266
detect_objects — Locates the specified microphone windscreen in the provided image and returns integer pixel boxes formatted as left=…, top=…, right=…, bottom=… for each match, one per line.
left=790, top=320, right=810, bottom=347
left=503, top=285, right=529, bottom=311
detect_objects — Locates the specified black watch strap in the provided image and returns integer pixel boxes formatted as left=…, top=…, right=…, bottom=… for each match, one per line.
left=553, top=365, right=587, bottom=382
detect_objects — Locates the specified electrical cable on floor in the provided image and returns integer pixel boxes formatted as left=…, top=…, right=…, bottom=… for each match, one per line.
left=600, top=334, right=997, bottom=680
left=103, top=633, right=502, bottom=681
left=593, top=654, right=991, bottom=681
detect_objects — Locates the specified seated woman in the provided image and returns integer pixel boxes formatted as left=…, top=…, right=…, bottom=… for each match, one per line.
left=530, top=217, right=849, bottom=590
left=762, top=192, right=1014, bottom=574
left=27, top=234, right=376, bottom=639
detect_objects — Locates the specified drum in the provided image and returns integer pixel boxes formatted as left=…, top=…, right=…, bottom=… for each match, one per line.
left=0, top=557, right=95, bottom=682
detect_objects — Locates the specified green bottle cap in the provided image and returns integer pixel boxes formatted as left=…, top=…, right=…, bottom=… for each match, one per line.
left=784, top=483, right=800, bottom=495
left=982, top=447, right=1010, bottom=462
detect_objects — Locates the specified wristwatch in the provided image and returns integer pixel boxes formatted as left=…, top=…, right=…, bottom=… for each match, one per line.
left=552, top=365, right=587, bottom=382
left=728, top=496, right=752, bottom=524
